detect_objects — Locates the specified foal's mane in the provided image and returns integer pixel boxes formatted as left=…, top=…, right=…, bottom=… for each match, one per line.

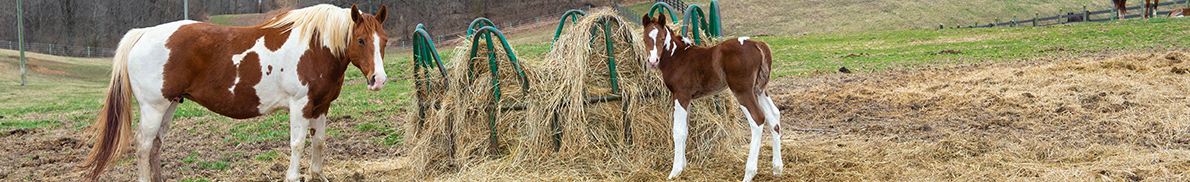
left=261, top=4, right=354, bottom=56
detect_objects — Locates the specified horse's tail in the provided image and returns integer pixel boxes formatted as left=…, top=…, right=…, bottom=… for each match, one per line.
left=753, top=41, right=773, bottom=91
left=82, top=28, right=146, bottom=181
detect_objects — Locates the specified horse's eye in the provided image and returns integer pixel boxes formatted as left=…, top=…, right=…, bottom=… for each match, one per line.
left=358, top=39, right=365, bottom=45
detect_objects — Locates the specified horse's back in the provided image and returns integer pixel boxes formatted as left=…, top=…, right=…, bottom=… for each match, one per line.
left=717, top=37, right=773, bottom=91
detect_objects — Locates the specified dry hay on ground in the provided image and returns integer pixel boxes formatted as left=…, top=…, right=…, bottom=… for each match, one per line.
left=767, top=50, right=1190, bottom=181
left=404, top=9, right=748, bottom=180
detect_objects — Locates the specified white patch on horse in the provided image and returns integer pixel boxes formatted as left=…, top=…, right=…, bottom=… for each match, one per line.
left=648, top=29, right=659, bottom=41
left=368, top=33, right=388, bottom=91
left=668, top=100, right=690, bottom=179
left=250, top=24, right=314, bottom=114
left=127, top=20, right=199, bottom=106
left=741, top=105, right=762, bottom=182
left=738, top=36, right=750, bottom=45
left=682, top=37, right=692, bottom=47
left=662, top=30, right=673, bottom=56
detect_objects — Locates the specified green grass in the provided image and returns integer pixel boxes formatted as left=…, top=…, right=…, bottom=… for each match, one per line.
left=755, top=18, right=1190, bottom=77
left=252, top=150, right=280, bottom=161
left=207, top=15, right=235, bottom=26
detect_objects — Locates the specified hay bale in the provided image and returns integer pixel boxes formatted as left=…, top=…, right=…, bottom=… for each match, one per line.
left=406, top=8, right=747, bottom=180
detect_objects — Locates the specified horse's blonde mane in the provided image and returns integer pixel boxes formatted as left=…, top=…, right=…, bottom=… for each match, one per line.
left=262, top=4, right=353, bottom=56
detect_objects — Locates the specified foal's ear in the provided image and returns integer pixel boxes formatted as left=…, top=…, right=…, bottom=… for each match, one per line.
left=658, top=14, right=667, bottom=25
left=642, top=15, right=651, bottom=25
left=376, top=5, right=388, bottom=23
left=350, top=5, right=362, bottom=23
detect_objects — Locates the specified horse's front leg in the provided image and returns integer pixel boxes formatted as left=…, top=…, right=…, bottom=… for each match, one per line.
left=286, top=100, right=312, bottom=182
left=668, top=99, right=691, bottom=179
left=309, top=114, right=328, bottom=181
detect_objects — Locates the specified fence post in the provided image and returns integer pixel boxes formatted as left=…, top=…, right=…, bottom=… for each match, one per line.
left=1035, top=11, right=1039, bottom=26
left=993, top=17, right=997, bottom=27
left=1059, top=7, right=1064, bottom=24
left=1012, top=14, right=1017, bottom=27
left=1083, top=5, right=1087, bottom=21
left=49, top=44, right=53, bottom=55
left=939, top=23, right=944, bottom=30
left=974, top=20, right=978, bottom=28
left=87, top=47, right=91, bottom=57
left=18, top=0, right=26, bottom=86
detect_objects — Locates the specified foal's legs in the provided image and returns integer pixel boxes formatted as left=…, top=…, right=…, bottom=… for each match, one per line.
left=733, top=90, right=767, bottom=182
left=286, top=100, right=312, bottom=182
left=309, top=115, right=329, bottom=181
left=758, top=92, right=783, bottom=176
left=667, top=98, right=691, bottom=179
left=135, top=98, right=175, bottom=182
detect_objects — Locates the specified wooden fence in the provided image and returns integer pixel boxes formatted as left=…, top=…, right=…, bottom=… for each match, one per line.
left=943, top=0, right=1189, bottom=29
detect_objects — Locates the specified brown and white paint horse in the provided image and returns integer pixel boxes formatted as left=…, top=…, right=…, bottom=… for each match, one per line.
left=82, top=4, right=388, bottom=182
left=641, top=15, right=782, bottom=181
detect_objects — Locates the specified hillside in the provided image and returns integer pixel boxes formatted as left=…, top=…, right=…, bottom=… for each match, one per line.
left=625, top=0, right=1182, bottom=36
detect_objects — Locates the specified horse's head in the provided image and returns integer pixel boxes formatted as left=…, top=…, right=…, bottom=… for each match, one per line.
left=346, top=5, right=388, bottom=91
left=641, top=15, right=676, bottom=69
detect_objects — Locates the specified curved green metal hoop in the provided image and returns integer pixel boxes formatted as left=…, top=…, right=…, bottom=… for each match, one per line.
left=467, top=17, right=495, bottom=36
left=552, top=9, right=586, bottom=43
left=647, top=2, right=679, bottom=22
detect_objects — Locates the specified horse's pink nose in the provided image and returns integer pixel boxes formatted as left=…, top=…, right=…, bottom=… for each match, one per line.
left=367, top=74, right=387, bottom=91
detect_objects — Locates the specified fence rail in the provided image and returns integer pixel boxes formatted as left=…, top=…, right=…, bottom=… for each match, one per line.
left=945, top=0, right=1188, bottom=29
left=1, top=40, right=116, bottom=58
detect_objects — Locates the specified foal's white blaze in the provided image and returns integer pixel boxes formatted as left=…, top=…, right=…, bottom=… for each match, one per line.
left=738, top=36, right=750, bottom=45
left=367, top=33, right=388, bottom=91
left=668, top=100, right=690, bottom=179
left=646, top=29, right=660, bottom=67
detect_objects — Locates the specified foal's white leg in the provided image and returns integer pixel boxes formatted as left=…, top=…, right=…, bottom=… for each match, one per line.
left=667, top=100, right=690, bottom=179
left=760, top=93, right=783, bottom=176
left=134, top=99, right=172, bottom=182
left=309, top=115, right=328, bottom=181
left=741, top=106, right=763, bottom=182
left=286, top=99, right=311, bottom=182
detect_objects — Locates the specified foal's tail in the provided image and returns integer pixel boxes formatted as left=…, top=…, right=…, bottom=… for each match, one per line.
left=754, top=41, right=773, bottom=91
left=82, top=28, right=146, bottom=181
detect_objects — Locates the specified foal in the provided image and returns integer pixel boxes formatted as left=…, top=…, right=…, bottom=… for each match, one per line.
left=641, top=15, right=782, bottom=181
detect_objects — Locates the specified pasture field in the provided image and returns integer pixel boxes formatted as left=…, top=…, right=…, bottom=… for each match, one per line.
left=1, top=14, right=1189, bottom=181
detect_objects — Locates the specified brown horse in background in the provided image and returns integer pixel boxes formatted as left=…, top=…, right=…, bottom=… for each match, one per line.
left=1170, top=8, right=1190, bottom=17
left=1115, top=0, right=1163, bottom=20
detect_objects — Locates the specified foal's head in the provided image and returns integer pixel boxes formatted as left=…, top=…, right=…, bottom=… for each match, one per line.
left=641, top=15, right=679, bottom=69
left=346, top=5, right=389, bottom=91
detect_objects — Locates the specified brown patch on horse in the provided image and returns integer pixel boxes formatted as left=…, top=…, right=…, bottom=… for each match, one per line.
left=265, top=28, right=292, bottom=51
left=297, top=32, right=349, bottom=119
left=162, top=23, right=291, bottom=119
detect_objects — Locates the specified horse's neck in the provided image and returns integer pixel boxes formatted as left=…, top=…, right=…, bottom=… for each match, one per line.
left=660, top=45, right=713, bottom=73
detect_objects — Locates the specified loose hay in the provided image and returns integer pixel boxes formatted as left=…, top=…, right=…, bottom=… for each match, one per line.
left=767, top=50, right=1190, bottom=181
left=405, top=9, right=747, bottom=180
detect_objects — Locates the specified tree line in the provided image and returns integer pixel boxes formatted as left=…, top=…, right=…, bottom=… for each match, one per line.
left=1, top=0, right=605, bottom=51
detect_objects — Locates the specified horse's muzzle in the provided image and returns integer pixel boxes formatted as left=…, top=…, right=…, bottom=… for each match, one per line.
left=366, top=74, right=387, bottom=91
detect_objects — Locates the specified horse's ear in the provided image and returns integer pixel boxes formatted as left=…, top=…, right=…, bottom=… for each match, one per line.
left=350, top=5, right=361, bottom=23
left=642, top=15, right=651, bottom=25
left=658, top=14, right=667, bottom=25
left=376, top=5, right=388, bottom=23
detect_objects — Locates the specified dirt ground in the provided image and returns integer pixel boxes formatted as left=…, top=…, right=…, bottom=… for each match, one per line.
left=4, top=49, right=1190, bottom=181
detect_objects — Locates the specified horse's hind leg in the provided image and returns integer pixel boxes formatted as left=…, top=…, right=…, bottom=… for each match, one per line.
left=135, top=98, right=174, bottom=182
left=309, top=115, right=328, bottom=181
left=758, top=91, right=783, bottom=176
left=733, top=90, right=767, bottom=182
